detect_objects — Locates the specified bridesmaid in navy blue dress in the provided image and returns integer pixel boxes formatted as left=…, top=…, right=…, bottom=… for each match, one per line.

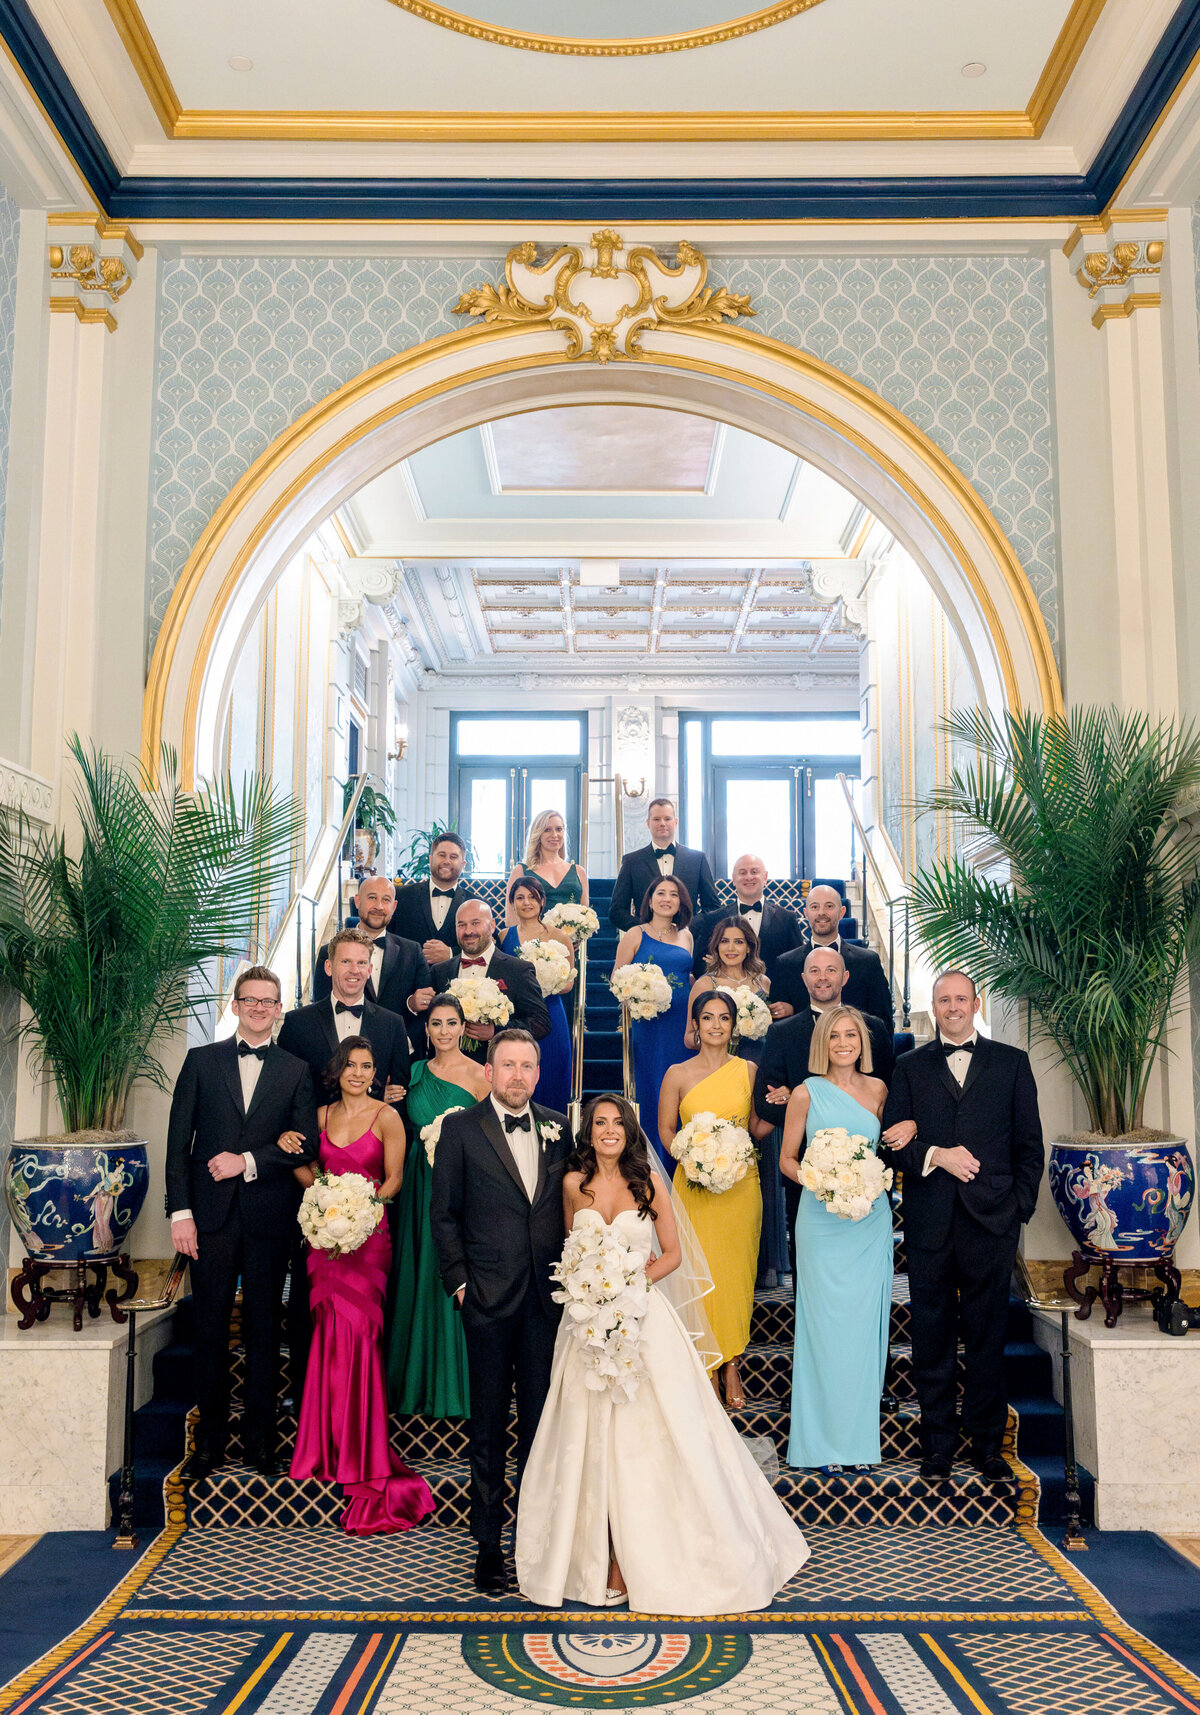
left=501, top=872, right=575, bottom=1114
left=612, top=875, right=694, bottom=1173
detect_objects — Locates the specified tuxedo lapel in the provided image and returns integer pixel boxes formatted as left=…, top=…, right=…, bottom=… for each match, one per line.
left=244, top=1044, right=284, bottom=1122
left=476, top=1099, right=529, bottom=1201
left=928, top=1041, right=964, bottom=1103
left=959, top=1035, right=990, bottom=1100
left=376, top=936, right=398, bottom=1001
left=219, top=1037, right=246, bottom=1118
left=318, top=999, right=340, bottom=1059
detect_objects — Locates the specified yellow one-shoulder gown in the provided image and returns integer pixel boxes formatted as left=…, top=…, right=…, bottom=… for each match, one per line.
left=673, top=1056, right=762, bottom=1366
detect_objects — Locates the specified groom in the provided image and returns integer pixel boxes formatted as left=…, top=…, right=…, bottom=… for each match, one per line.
left=430, top=1028, right=573, bottom=1592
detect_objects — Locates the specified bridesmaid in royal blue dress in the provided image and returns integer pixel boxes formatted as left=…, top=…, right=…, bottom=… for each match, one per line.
left=611, top=875, right=694, bottom=1174
left=500, top=873, right=575, bottom=1114
left=780, top=1005, right=892, bottom=1472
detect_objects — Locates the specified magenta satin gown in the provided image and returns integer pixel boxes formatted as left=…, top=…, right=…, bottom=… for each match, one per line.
left=290, top=1125, right=436, bottom=1535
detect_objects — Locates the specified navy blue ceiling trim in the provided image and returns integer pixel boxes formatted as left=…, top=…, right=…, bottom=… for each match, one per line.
left=1, top=0, right=1198, bottom=223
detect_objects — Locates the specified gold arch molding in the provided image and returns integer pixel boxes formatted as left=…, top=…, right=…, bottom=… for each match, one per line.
left=143, top=322, right=1063, bottom=790
left=380, top=0, right=824, bottom=56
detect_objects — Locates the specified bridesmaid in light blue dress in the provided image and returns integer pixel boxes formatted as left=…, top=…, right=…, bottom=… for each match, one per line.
left=501, top=873, right=575, bottom=1115
left=780, top=1004, right=891, bottom=1471
left=611, top=875, right=694, bottom=1175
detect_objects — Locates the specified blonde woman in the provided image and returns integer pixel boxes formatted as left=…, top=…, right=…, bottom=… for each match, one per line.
left=505, top=810, right=589, bottom=926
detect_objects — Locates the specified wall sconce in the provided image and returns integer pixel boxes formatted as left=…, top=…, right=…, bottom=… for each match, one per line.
left=388, top=736, right=408, bottom=762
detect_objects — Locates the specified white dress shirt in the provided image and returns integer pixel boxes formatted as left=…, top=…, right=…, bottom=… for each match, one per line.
left=429, top=880, right=454, bottom=932
left=458, top=942, right=496, bottom=976
left=367, top=936, right=386, bottom=993
left=653, top=845, right=675, bottom=876
left=331, top=995, right=368, bottom=1042
left=738, top=896, right=765, bottom=923
left=170, top=1033, right=264, bottom=1223
left=924, top=1030, right=979, bottom=1175
left=492, top=1095, right=539, bottom=1200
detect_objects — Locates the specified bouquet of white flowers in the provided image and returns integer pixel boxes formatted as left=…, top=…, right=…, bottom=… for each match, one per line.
left=719, top=983, right=772, bottom=1041
left=448, top=974, right=514, bottom=1027
left=298, top=1170, right=383, bottom=1256
left=420, top=1111, right=447, bottom=1167
left=544, top=903, right=601, bottom=943
left=670, top=1111, right=756, bottom=1193
left=551, top=1219, right=649, bottom=1403
left=800, top=1125, right=893, bottom=1221
left=518, top=936, right=575, bottom=997
left=609, top=962, right=674, bottom=1020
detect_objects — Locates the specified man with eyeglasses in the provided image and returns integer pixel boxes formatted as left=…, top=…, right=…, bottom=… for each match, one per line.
left=166, top=965, right=318, bottom=1483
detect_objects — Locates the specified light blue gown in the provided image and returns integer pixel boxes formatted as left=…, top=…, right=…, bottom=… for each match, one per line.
left=629, top=933, right=692, bottom=1174
left=501, top=925, right=572, bottom=1114
left=788, top=1076, right=892, bottom=1468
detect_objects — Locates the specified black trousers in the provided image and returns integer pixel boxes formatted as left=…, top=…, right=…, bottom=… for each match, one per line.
left=189, top=1205, right=291, bottom=1460
left=905, top=1201, right=1019, bottom=1458
left=461, top=1283, right=557, bottom=1549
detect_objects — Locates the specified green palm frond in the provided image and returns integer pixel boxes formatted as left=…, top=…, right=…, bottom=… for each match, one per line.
left=912, top=705, right=1200, bottom=1135
left=0, top=738, right=303, bottom=1132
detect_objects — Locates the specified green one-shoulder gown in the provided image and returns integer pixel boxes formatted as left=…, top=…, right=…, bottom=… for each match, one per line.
left=386, top=1060, right=473, bottom=1417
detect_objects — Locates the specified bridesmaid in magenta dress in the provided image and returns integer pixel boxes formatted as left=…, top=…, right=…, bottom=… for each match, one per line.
left=290, top=1035, right=435, bottom=1535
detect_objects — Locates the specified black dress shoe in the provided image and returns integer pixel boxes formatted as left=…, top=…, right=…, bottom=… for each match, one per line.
left=919, top=1453, right=953, bottom=1481
left=247, top=1450, right=279, bottom=1477
left=972, top=1448, right=1011, bottom=1483
left=474, top=1547, right=507, bottom=1594
left=180, top=1450, right=222, bottom=1484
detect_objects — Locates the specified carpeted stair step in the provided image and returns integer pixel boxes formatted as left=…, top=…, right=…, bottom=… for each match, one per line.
left=752, top=1279, right=910, bottom=1346
left=134, top=1396, right=192, bottom=1460
left=107, top=1457, right=179, bottom=1530
left=1021, top=1451, right=1095, bottom=1528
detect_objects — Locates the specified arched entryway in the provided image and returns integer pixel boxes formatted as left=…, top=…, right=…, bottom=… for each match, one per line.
left=141, top=320, right=1062, bottom=789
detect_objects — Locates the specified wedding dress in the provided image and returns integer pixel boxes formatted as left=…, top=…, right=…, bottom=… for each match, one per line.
left=515, top=1208, right=809, bottom=1614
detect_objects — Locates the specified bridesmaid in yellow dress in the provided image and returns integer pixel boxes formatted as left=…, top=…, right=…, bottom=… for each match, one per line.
left=659, top=991, right=761, bottom=1412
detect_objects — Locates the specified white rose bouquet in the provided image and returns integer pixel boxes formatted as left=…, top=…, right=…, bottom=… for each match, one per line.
left=448, top=974, right=514, bottom=1027
left=551, top=1220, right=649, bottom=1403
left=610, top=962, right=674, bottom=1020
left=800, top=1125, right=893, bottom=1221
left=544, top=903, right=601, bottom=943
left=298, top=1170, right=383, bottom=1256
left=670, top=1111, right=756, bottom=1193
left=518, top=936, right=575, bottom=997
left=719, top=983, right=772, bottom=1041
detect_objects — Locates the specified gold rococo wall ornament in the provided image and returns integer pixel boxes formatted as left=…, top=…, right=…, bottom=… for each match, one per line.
left=453, top=231, right=755, bottom=364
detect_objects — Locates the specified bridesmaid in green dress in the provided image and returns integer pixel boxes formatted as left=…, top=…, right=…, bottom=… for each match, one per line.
left=508, top=808, right=589, bottom=1029
left=386, top=994, right=490, bottom=1417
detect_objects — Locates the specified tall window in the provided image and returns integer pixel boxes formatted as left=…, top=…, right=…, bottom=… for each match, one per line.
left=450, top=713, right=588, bottom=877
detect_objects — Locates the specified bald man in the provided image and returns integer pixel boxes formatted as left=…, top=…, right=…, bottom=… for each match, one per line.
left=771, top=883, right=894, bottom=1028
left=689, top=852, right=803, bottom=994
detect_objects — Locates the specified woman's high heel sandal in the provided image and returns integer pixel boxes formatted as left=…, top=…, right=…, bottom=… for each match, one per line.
left=605, top=1587, right=629, bottom=1606
left=723, top=1362, right=746, bottom=1412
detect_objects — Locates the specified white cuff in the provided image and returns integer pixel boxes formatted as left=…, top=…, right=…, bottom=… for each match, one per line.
left=922, top=1147, right=938, bottom=1177
left=170, top=1209, right=193, bottom=1223
left=453, top=1282, right=466, bottom=1295
left=242, top=1152, right=258, bottom=1182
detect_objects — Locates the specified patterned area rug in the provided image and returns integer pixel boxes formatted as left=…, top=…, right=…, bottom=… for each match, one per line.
left=4, top=1516, right=1200, bottom=1715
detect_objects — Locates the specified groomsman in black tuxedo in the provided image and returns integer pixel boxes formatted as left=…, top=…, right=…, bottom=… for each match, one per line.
left=689, top=851, right=804, bottom=1000
left=389, top=831, right=479, bottom=968
left=430, top=1028, right=573, bottom=1592
left=314, top=873, right=433, bottom=1036
left=753, top=946, right=894, bottom=1274
left=608, top=797, right=721, bottom=935
left=431, top=898, right=551, bottom=1044
left=166, top=966, right=317, bottom=1480
left=772, top=883, right=895, bottom=1028
left=881, top=970, right=1043, bottom=1483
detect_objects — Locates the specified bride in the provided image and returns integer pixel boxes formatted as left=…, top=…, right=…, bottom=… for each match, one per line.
left=515, top=1093, right=808, bottom=1615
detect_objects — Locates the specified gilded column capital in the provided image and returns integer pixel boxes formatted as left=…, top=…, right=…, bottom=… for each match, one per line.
left=1063, top=212, right=1165, bottom=330
left=47, top=216, right=142, bottom=333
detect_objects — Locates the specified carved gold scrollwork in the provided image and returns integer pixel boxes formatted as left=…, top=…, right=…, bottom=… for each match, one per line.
left=1063, top=218, right=1165, bottom=330
left=49, top=244, right=132, bottom=302
left=453, top=231, right=754, bottom=364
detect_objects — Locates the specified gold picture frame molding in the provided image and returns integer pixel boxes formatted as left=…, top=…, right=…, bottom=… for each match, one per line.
left=103, top=0, right=1105, bottom=142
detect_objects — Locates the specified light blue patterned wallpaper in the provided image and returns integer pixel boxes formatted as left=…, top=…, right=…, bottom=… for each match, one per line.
left=146, top=249, right=1059, bottom=661
left=0, top=184, right=20, bottom=629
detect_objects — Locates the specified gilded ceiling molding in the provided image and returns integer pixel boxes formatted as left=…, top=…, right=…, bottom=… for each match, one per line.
left=382, top=0, right=827, bottom=56
left=46, top=217, right=141, bottom=333
left=1063, top=213, right=1165, bottom=329
left=453, top=232, right=754, bottom=364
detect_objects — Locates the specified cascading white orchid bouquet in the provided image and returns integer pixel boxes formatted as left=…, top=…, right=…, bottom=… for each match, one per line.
left=551, top=1219, right=650, bottom=1403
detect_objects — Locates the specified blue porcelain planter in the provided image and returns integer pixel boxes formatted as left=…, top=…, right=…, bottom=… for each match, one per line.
left=4, top=1140, right=149, bottom=1261
left=1049, top=1137, right=1194, bottom=1264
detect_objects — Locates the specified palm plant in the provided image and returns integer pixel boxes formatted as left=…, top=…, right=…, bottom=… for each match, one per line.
left=910, top=706, right=1200, bottom=1136
left=0, top=737, right=303, bottom=1134
left=394, top=819, right=477, bottom=882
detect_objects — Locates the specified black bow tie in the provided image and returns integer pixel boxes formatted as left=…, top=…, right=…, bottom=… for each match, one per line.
left=372, top=936, right=387, bottom=949
left=432, top=886, right=456, bottom=899
left=942, top=1038, right=974, bottom=1055
left=237, top=1042, right=268, bottom=1062
left=504, top=1112, right=531, bottom=1134
left=654, top=844, right=676, bottom=857
left=335, top=1001, right=364, bottom=1018
left=739, top=900, right=763, bottom=914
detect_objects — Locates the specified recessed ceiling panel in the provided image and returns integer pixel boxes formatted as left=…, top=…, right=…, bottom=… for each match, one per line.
left=384, top=0, right=826, bottom=54
left=487, top=407, right=717, bottom=494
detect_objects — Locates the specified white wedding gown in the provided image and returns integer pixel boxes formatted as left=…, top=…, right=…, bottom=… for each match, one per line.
left=515, top=1209, right=810, bottom=1615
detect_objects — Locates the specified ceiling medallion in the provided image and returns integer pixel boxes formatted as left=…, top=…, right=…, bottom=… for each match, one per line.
left=384, top=0, right=826, bottom=56
left=454, top=231, right=755, bottom=364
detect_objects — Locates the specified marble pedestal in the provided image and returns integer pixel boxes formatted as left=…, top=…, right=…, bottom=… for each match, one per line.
left=0, top=1305, right=174, bottom=1532
left=1032, top=1303, right=1200, bottom=1532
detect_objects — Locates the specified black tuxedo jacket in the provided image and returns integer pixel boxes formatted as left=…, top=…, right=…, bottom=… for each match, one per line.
left=773, top=939, right=895, bottom=1029
left=312, top=929, right=431, bottom=1025
left=431, top=947, right=551, bottom=1041
left=690, top=898, right=804, bottom=979
left=608, top=842, right=721, bottom=934
left=164, top=1038, right=318, bottom=1236
left=430, top=1097, right=574, bottom=1319
left=882, top=1037, right=1043, bottom=1245
left=276, top=996, right=412, bottom=1104
left=388, top=880, right=479, bottom=956
left=753, top=1007, right=895, bottom=1128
